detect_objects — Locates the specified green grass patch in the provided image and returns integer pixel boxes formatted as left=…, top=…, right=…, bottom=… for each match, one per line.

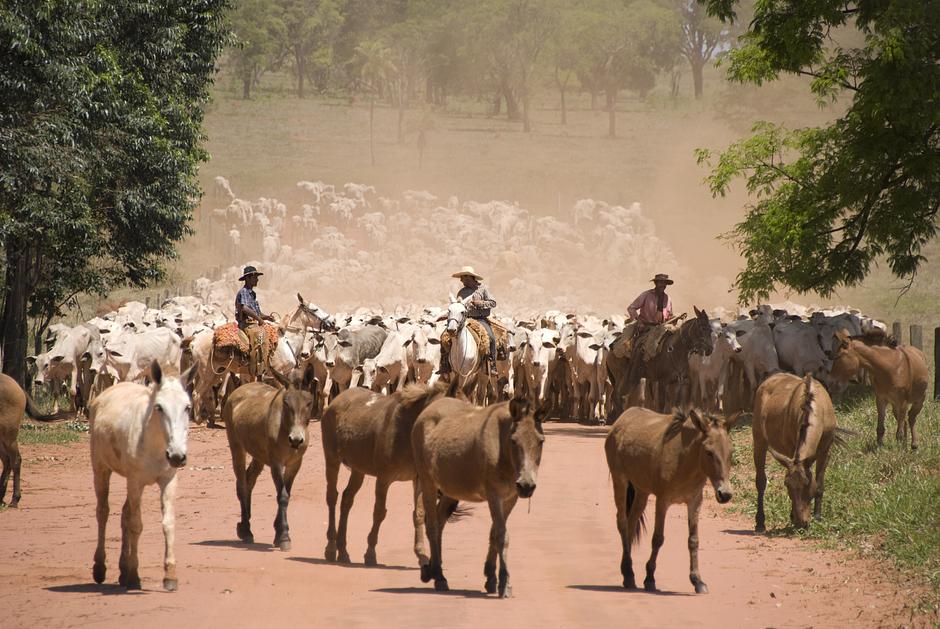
left=726, top=389, right=940, bottom=614
left=18, top=420, right=88, bottom=446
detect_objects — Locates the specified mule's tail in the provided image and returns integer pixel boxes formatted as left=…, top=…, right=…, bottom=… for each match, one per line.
left=24, top=394, right=64, bottom=422
left=626, top=482, right=646, bottom=543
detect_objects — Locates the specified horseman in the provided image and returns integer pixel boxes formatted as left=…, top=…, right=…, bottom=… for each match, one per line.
left=235, top=265, right=276, bottom=379
left=628, top=273, right=674, bottom=328
left=440, top=266, right=499, bottom=376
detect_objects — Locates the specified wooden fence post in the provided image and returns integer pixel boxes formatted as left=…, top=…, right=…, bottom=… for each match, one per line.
left=910, top=324, right=922, bottom=351
left=934, top=327, right=940, bottom=401
left=892, top=321, right=902, bottom=343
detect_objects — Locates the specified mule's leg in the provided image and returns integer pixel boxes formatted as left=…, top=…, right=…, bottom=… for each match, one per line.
left=158, top=474, right=179, bottom=591
left=229, top=443, right=253, bottom=543
left=875, top=396, right=887, bottom=446
left=270, top=463, right=292, bottom=550
left=687, top=492, right=708, bottom=594
left=417, top=476, right=440, bottom=585
left=892, top=402, right=908, bottom=444
left=753, top=432, right=768, bottom=533
left=336, top=470, right=365, bottom=563
left=364, top=477, right=391, bottom=566
left=0, top=451, right=9, bottom=506
left=643, top=498, right=669, bottom=592
left=612, top=475, right=634, bottom=589
left=908, top=398, right=924, bottom=451
left=430, top=495, right=458, bottom=592
left=411, top=479, right=429, bottom=567
left=813, top=439, right=833, bottom=519
left=122, top=481, right=144, bottom=590
left=491, top=495, right=518, bottom=598
left=9, top=442, right=22, bottom=508
left=324, top=455, right=340, bottom=561
left=92, top=465, right=111, bottom=584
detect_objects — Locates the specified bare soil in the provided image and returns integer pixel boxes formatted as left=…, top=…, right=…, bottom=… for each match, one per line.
left=0, top=423, right=926, bottom=628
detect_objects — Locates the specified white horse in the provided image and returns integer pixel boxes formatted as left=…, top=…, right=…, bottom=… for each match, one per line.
left=445, top=296, right=502, bottom=405
left=90, top=360, right=194, bottom=591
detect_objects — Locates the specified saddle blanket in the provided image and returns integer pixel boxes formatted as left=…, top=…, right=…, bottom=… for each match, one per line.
left=213, top=322, right=279, bottom=356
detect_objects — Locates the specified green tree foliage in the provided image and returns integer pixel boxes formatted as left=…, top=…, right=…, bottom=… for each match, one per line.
left=696, top=0, right=940, bottom=303
left=229, top=0, right=286, bottom=99
left=0, top=0, right=230, bottom=385
left=276, top=0, right=346, bottom=97
left=356, top=39, right=395, bottom=164
left=672, top=0, right=731, bottom=99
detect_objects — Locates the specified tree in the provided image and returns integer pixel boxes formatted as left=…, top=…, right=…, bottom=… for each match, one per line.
left=356, top=40, right=395, bottom=165
left=674, top=0, right=728, bottom=99
left=696, top=0, right=940, bottom=303
left=229, top=0, right=285, bottom=99
left=0, top=0, right=230, bottom=386
left=277, top=0, right=346, bottom=98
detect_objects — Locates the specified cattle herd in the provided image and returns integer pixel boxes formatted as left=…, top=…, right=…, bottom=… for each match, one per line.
left=6, top=281, right=929, bottom=599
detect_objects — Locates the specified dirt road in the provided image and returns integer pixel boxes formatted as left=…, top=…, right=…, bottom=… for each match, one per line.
left=0, top=423, right=918, bottom=628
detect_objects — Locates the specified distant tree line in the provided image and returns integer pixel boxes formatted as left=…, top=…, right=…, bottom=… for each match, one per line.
left=226, top=0, right=744, bottom=135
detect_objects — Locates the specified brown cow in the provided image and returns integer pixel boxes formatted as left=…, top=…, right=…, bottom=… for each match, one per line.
left=0, top=373, right=60, bottom=507
left=831, top=329, right=927, bottom=449
left=222, top=372, right=315, bottom=550
left=605, top=406, right=735, bottom=594
left=752, top=373, right=837, bottom=531
left=320, top=380, right=457, bottom=567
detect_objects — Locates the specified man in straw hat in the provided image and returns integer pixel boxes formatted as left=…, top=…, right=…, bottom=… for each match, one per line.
left=235, top=265, right=275, bottom=379
left=440, top=266, right=498, bottom=376
left=628, top=273, right=674, bottom=326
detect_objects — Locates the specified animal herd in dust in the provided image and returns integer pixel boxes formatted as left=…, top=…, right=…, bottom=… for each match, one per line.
left=3, top=285, right=929, bottom=598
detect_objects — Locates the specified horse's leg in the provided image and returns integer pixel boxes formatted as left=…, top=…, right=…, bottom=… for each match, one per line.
left=122, top=480, right=144, bottom=590
left=687, top=491, right=707, bottom=594
left=364, top=477, right=391, bottom=566
left=908, top=398, right=923, bottom=451
left=270, top=463, right=292, bottom=550
left=92, top=465, right=111, bottom=584
left=875, top=395, right=887, bottom=446
left=229, top=443, right=253, bottom=543
left=158, top=474, right=179, bottom=591
left=336, top=470, right=365, bottom=563
left=411, top=479, right=429, bottom=567
left=754, top=429, right=769, bottom=533
left=324, top=454, right=340, bottom=561
left=643, top=497, right=669, bottom=592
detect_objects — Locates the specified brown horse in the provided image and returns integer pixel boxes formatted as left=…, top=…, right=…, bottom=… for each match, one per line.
left=320, top=381, right=457, bottom=567
left=412, top=396, right=546, bottom=597
left=605, top=406, right=735, bottom=594
left=222, top=371, right=315, bottom=550
left=752, top=373, right=838, bottom=531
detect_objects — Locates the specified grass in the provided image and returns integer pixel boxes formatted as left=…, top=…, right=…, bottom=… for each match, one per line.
left=725, top=388, right=940, bottom=616
left=18, top=420, right=88, bottom=446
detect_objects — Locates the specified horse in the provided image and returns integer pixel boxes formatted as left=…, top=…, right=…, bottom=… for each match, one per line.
left=0, top=373, right=60, bottom=507
left=90, top=360, right=194, bottom=591
left=320, top=380, right=458, bottom=567
left=222, top=369, right=315, bottom=550
left=443, top=296, right=505, bottom=405
left=752, top=373, right=838, bottom=531
left=605, top=406, right=736, bottom=594
left=412, top=396, right=546, bottom=597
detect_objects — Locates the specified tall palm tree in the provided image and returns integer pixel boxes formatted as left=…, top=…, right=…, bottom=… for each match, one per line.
left=356, top=40, right=396, bottom=166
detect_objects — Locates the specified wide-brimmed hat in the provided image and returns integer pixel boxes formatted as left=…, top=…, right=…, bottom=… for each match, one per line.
left=452, top=266, right=483, bottom=281
left=650, top=273, right=674, bottom=285
left=239, top=265, right=264, bottom=281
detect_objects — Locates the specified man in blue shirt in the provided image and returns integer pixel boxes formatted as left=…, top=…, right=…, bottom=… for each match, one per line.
left=235, top=265, right=274, bottom=379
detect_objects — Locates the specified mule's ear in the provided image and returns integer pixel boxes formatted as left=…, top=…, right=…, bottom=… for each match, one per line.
left=534, top=404, right=549, bottom=426
left=694, top=306, right=701, bottom=317
left=688, top=408, right=709, bottom=434
left=297, top=293, right=305, bottom=305
left=509, top=396, right=530, bottom=421
left=151, top=359, right=163, bottom=387
left=768, top=446, right=793, bottom=469
left=723, top=411, right=746, bottom=430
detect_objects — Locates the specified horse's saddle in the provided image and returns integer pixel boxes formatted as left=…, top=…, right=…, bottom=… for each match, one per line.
left=611, top=322, right=676, bottom=361
left=641, top=324, right=677, bottom=361
left=213, top=322, right=278, bottom=358
left=441, top=318, right=509, bottom=361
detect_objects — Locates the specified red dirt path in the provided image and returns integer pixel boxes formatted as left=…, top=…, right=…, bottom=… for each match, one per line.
left=0, top=423, right=926, bottom=628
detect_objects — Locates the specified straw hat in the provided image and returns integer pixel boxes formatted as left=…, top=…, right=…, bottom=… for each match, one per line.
left=650, top=273, right=674, bottom=285
left=452, top=266, right=483, bottom=281
left=239, top=265, right=264, bottom=281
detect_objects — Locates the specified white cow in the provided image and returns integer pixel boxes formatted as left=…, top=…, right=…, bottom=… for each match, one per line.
left=568, top=327, right=610, bottom=423
left=102, top=327, right=182, bottom=383
left=689, top=321, right=742, bottom=412
left=361, top=330, right=412, bottom=394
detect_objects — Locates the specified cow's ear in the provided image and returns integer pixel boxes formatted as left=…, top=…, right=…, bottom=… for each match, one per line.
left=403, top=338, right=412, bottom=347
left=50, top=355, right=65, bottom=363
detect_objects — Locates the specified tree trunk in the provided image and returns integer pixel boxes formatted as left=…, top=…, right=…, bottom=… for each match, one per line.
left=560, top=86, right=567, bottom=125
left=369, top=97, right=375, bottom=166
left=296, top=51, right=306, bottom=98
left=242, top=75, right=251, bottom=100
left=606, top=88, right=617, bottom=138
left=503, top=84, right=521, bottom=121
left=397, top=80, right=406, bottom=143
left=1, top=242, right=30, bottom=387
left=522, top=91, right=531, bottom=133
left=691, top=58, right=704, bottom=100
left=590, top=89, right=598, bottom=110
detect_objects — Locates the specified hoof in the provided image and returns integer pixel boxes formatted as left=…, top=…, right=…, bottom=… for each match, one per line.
left=125, top=577, right=142, bottom=591
left=118, top=571, right=127, bottom=586
left=338, top=550, right=351, bottom=564
left=755, top=524, right=766, bottom=534
left=325, top=545, right=337, bottom=562
left=363, top=549, right=377, bottom=566
left=912, top=443, right=919, bottom=452
left=163, top=578, right=178, bottom=592
left=93, top=564, right=106, bottom=584
left=622, top=577, right=637, bottom=590
left=278, top=539, right=292, bottom=552
left=643, top=579, right=657, bottom=592
left=694, top=581, right=709, bottom=595
left=434, top=577, right=449, bottom=592
left=236, top=522, right=253, bottom=543
left=10, top=499, right=19, bottom=508
left=484, top=577, right=497, bottom=594
left=498, top=584, right=512, bottom=599
left=420, top=564, right=433, bottom=583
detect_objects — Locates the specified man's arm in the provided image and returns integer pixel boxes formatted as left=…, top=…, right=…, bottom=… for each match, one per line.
left=627, top=291, right=647, bottom=321
left=473, top=286, right=497, bottom=309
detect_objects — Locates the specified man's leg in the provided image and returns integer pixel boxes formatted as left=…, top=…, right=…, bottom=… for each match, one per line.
left=477, top=319, right=497, bottom=375
left=438, top=331, right=452, bottom=375
left=244, top=324, right=263, bottom=381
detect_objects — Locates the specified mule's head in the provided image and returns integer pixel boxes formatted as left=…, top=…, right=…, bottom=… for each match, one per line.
left=297, top=293, right=337, bottom=331
left=273, top=369, right=315, bottom=449
left=768, top=448, right=816, bottom=528
left=689, top=409, right=734, bottom=504
left=691, top=307, right=715, bottom=356
left=151, top=360, right=194, bottom=468
left=507, top=397, right=546, bottom=499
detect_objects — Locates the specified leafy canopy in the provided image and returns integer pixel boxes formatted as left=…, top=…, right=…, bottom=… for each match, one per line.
left=696, top=0, right=940, bottom=303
